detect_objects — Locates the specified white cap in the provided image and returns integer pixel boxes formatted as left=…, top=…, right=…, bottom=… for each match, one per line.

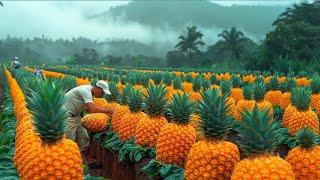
left=96, top=80, right=111, bottom=95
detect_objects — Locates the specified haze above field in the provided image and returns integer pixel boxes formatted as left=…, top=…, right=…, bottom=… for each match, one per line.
left=0, top=0, right=308, bottom=44
left=0, top=0, right=315, bottom=64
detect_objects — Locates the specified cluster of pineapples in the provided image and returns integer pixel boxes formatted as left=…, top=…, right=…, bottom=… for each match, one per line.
left=5, top=68, right=83, bottom=179
left=38, top=66, right=320, bottom=179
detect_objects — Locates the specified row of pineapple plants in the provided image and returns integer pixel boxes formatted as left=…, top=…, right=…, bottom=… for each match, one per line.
left=0, top=67, right=20, bottom=179
left=5, top=66, right=85, bottom=179
left=36, top=66, right=320, bottom=179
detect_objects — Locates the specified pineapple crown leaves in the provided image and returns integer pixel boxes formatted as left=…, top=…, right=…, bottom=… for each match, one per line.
left=27, top=80, right=67, bottom=143
left=237, top=106, right=285, bottom=156
left=152, top=73, right=163, bottom=85
left=210, top=74, right=218, bottom=85
left=192, top=77, right=202, bottom=92
left=268, top=76, right=279, bottom=91
left=281, top=78, right=297, bottom=92
left=165, top=93, right=194, bottom=124
left=253, top=82, right=266, bottom=102
left=144, top=84, right=167, bottom=117
left=242, top=85, right=253, bottom=100
left=117, top=84, right=132, bottom=105
left=172, top=78, right=182, bottom=90
left=220, top=80, right=232, bottom=95
left=127, top=89, right=144, bottom=112
left=231, top=75, right=242, bottom=88
left=255, top=75, right=264, bottom=84
left=311, top=75, right=320, bottom=94
left=197, top=88, right=233, bottom=139
left=185, top=74, right=193, bottom=82
left=291, top=87, right=312, bottom=110
left=295, top=127, right=319, bottom=148
left=105, top=81, right=119, bottom=102
left=201, top=79, right=210, bottom=90
left=163, top=73, right=173, bottom=86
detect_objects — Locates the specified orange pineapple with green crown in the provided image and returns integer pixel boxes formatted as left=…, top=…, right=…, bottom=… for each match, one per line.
left=231, top=106, right=295, bottom=180
left=185, top=89, right=240, bottom=179
left=285, top=127, right=320, bottom=179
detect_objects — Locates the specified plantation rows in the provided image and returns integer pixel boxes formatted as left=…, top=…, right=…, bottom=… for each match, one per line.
left=1, top=64, right=320, bottom=179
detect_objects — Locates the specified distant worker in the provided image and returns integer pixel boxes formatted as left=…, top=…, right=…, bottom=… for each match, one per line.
left=33, top=68, right=46, bottom=80
left=64, top=80, right=113, bottom=166
left=11, top=57, right=21, bottom=69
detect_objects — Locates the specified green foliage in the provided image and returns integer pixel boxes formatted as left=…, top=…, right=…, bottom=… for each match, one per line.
left=291, top=87, right=312, bottom=110
left=165, top=93, right=194, bottom=124
left=218, top=27, right=247, bottom=59
left=127, top=89, right=143, bottom=112
left=27, top=80, right=67, bottom=142
left=198, top=89, right=233, bottom=139
left=118, top=140, right=155, bottom=163
left=141, top=159, right=184, bottom=180
left=295, top=127, right=319, bottom=148
left=144, top=84, right=167, bottom=117
left=236, top=106, right=286, bottom=156
left=175, top=26, right=205, bottom=63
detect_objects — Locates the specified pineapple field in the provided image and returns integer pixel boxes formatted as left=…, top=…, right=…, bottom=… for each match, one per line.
left=1, top=64, right=320, bottom=180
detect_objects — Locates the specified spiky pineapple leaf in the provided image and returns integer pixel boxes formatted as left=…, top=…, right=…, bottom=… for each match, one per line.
left=236, top=106, right=286, bottom=156
left=27, top=80, right=67, bottom=143
left=166, top=93, right=194, bottom=124
left=296, top=127, right=319, bottom=148
left=144, top=84, right=167, bottom=117
left=253, top=82, right=266, bottom=101
left=197, top=89, right=233, bottom=139
left=291, top=87, right=312, bottom=110
left=127, top=89, right=143, bottom=112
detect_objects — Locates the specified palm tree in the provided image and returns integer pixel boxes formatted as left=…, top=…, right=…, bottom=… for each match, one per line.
left=175, top=26, right=205, bottom=62
left=218, top=27, right=247, bottom=59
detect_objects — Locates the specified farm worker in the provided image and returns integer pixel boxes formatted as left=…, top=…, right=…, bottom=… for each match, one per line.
left=64, top=80, right=113, bottom=164
left=11, top=57, right=21, bottom=69
left=33, top=68, right=46, bottom=80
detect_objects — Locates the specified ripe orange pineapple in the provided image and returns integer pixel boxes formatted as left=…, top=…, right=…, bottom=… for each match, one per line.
left=234, top=85, right=255, bottom=121
left=283, top=87, right=319, bottom=135
left=252, top=82, right=273, bottom=120
left=265, top=76, right=282, bottom=106
left=189, top=78, right=202, bottom=102
left=135, top=84, right=168, bottom=148
left=230, top=75, right=243, bottom=102
left=109, top=83, right=130, bottom=132
left=118, top=89, right=148, bottom=142
left=279, top=78, right=297, bottom=110
left=20, top=80, right=83, bottom=179
left=185, top=89, right=240, bottom=179
left=81, top=113, right=110, bottom=133
left=231, top=107, right=295, bottom=179
left=285, top=128, right=320, bottom=180
left=156, top=93, right=196, bottom=166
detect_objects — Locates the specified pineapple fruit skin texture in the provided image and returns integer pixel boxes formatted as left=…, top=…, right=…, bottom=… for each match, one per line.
left=81, top=113, right=109, bottom=133
left=111, top=105, right=129, bottom=132
left=230, top=88, right=243, bottom=103
left=286, top=146, right=320, bottom=180
left=283, top=106, right=319, bottom=135
left=311, top=94, right=320, bottom=115
left=20, top=138, right=83, bottom=180
left=265, top=90, right=282, bottom=107
left=185, top=140, right=240, bottom=180
left=280, top=92, right=291, bottom=110
left=156, top=124, right=196, bottom=166
left=231, top=155, right=295, bottom=180
left=135, top=116, right=168, bottom=148
left=234, top=100, right=255, bottom=121
left=118, top=111, right=148, bottom=142
left=256, top=100, right=274, bottom=120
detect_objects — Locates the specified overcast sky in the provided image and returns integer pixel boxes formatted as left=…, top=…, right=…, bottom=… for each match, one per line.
left=0, top=0, right=311, bottom=44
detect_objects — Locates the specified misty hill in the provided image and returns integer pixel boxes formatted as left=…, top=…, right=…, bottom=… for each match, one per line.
left=92, top=0, right=286, bottom=38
